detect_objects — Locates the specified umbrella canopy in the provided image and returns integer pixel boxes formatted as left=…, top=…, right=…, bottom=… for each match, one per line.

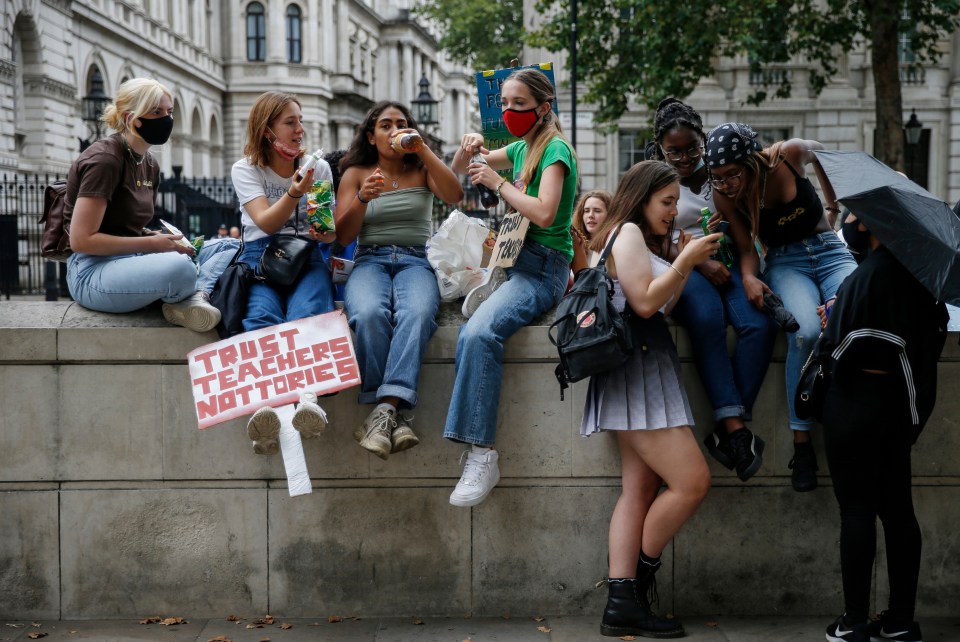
left=815, top=150, right=960, bottom=305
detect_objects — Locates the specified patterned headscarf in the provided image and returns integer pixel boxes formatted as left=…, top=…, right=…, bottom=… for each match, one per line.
left=705, top=122, right=763, bottom=167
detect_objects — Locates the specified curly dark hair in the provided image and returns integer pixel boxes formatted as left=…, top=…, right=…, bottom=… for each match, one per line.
left=322, top=149, right=347, bottom=192
left=338, top=101, right=424, bottom=173
left=644, top=97, right=706, bottom=162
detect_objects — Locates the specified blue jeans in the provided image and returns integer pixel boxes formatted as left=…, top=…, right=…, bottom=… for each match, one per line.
left=196, top=237, right=241, bottom=294
left=344, top=245, right=439, bottom=408
left=763, top=232, right=857, bottom=432
left=670, top=263, right=777, bottom=422
left=67, top=251, right=199, bottom=313
left=237, top=236, right=334, bottom=332
left=443, top=241, right=569, bottom=446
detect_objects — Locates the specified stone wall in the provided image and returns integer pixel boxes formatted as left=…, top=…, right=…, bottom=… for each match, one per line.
left=1, top=301, right=958, bottom=620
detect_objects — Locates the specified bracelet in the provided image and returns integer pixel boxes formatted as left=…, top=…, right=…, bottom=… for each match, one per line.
left=495, top=178, right=507, bottom=197
left=357, top=190, right=369, bottom=204
left=825, top=205, right=841, bottom=214
left=669, top=264, right=686, bottom=280
left=287, top=190, right=302, bottom=200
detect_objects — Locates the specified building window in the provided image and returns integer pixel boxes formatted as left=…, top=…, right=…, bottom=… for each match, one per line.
left=246, top=2, right=266, bottom=62
left=618, top=131, right=649, bottom=175
left=286, top=5, right=302, bottom=63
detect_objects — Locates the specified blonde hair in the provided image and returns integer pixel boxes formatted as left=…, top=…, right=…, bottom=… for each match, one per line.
left=242, top=91, right=302, bottom=167
left=101, top=78, right=173, bottom=135
left=572, top=189, right=613, bottom=240
left=504, top=68, right=578, bottom=187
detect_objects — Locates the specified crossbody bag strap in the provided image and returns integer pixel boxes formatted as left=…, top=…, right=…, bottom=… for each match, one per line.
left=596, top=223, right=625, bottom=268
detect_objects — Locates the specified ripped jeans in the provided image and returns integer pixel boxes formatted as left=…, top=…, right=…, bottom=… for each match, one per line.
left=763, top=232, right=857, bottom=431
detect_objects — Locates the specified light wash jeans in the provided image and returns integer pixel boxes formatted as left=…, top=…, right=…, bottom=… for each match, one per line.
left=763, top=232, right=857, bottom=432
left=196, top=237, right=241, bottom=294
left=670, top=261, right=777, bottom=422
left=443, top=240, right=569, bottom=446
left=237, top=236, right=334, bottom=332
left=343, top=245, right=439, bottom=408
left=67, top=251, right=199, bottom=313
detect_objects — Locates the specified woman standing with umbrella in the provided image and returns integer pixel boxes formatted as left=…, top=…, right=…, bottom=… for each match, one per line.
left=705, top=124, right=857, bottom=492
left=819, top=217, right=948, bottom=642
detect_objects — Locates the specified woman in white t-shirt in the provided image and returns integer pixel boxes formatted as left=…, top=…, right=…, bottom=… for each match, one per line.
left=230, top=91, right=335, bottom=455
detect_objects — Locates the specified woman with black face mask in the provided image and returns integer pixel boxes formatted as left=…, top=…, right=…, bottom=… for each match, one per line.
left=65, top=78, right=221, bottom=332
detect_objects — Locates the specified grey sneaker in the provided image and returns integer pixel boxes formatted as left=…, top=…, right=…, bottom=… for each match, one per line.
left=247, top=406, right=281, bottom=455
left=358, top=407, right=396, bottom=460
left=391, top=411, right=420, bottom=453
left=162, top=291, right=221, bottom=333
left=292, top=391, right=327, bottom=439
left=461, top=266, right=507, bottom=319
left=449, top=448, right=500, bottom=507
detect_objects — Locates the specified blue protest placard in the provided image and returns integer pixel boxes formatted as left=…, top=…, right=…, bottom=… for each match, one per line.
left=475, top=62, right=559, bottom=151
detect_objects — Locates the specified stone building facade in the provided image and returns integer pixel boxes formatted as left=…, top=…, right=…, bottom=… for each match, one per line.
left=1, top=0, right=477, bottom=178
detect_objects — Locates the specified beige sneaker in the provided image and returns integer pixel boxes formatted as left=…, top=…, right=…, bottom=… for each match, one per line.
left=358, top=406, right=396, bottom=460
left=292, top=391, right=327, bottom=439
left=461, top=266, right=508, bottom=319
left=391, top=411, right=420, bottom=453
left=247, top=406, right=281, bottom=455
left=162, top=291, right=221, bottom=332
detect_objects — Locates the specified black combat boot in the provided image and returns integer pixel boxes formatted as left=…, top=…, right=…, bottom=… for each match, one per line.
left=600, top=577, right=684, bottom=638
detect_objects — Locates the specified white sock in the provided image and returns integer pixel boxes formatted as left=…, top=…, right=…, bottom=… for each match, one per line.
left=376, top=402, right=396, bottom=414
left=471, top=444, right=493, bottom=454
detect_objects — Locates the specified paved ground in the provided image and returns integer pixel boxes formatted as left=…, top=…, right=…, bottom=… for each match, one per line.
left=3, top=616, right=960, bottom=642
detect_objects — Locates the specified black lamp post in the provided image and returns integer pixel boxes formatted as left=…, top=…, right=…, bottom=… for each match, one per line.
left=904, top=109, right=923, bottom=146
left=412, top=74, right=438, bottom=126
left=80, top=69, right=111, bottom=151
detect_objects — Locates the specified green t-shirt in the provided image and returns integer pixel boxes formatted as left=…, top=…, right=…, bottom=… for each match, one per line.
left=505, top=136, right=577, bottom=261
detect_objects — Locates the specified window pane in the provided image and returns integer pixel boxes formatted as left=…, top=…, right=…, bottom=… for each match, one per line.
left=286, top=5, right=301, bottom=63
left=247, top=2, right=265, bottom=62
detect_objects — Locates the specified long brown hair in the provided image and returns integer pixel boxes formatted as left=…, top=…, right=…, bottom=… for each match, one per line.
left=242, top=91, right=301, bottom=167
left=504, top=68, right=577, bottom=187
left=589, top=161, right=679, bottom=258
left=572, top=189, right=613, bottom=240
left=339, top=101, right=425, bottom=173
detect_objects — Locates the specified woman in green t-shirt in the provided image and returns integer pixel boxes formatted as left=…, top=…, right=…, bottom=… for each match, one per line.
left=445, top=67, right=578, bottom=507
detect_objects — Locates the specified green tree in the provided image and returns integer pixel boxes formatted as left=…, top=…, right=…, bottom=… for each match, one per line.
left=524, top=0, right=959, bottom=171
left=413, top=0, right=525, bottom=71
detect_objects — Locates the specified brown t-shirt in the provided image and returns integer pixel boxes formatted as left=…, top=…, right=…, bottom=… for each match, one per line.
left=64, top=133, right=160, bottom=237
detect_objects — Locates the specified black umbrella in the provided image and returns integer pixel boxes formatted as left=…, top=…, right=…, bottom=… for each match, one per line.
left=815, top=150, right=960, bottom=305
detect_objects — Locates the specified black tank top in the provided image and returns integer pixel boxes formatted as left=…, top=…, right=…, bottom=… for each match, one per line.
left=758, top=161, right=824, bottom=248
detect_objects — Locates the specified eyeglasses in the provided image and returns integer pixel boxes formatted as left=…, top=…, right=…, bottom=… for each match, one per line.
left=708, top=171, right=744, bottom=189
left=660, top=145, right=704, bottom=162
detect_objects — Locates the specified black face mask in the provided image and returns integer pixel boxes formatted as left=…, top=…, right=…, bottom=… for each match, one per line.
left=842, top=219, right=871, bottom=259
left=135, top=114, right=174, bottom=146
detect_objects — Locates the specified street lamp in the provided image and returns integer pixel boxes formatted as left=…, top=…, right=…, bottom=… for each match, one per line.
left=904, top=109, right=923, bottom=146
left=412, top=74, right=438, bottom=126
left=81, top=69, right=111, bottom=149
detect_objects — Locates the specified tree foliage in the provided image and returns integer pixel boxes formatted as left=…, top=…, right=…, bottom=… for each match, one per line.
left=413, top=0, right=525, bottom=71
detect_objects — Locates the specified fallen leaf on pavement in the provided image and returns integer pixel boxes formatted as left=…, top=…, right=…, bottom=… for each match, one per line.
left=26, top=634, right=47, bottom=640
left=327, top=615, right=342, bottom=623
left=245, top=624, right=263, bottom=629
left=619, top=636, right=636, bottom=641
left=226, top=615, right=242, bottom=622
left=252, top=615, right=274, bottom=625
left=280, top=623, right=292, bottom=630
left=207, top=636, right=231, bottom=642
left=533, top=616, right=545, bottom=622
left=160, top=617, right=187, bottom=626
left=537, top=625, right=551, bottom=633
left=412, top=617, right=424, bottom=625
left=139, top=617, right=161, bottom=625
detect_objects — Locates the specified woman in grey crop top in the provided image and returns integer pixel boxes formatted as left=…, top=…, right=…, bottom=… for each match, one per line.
left=706, top=123, right=857, bottom=493
left=334, top=101, right=463, bottom=461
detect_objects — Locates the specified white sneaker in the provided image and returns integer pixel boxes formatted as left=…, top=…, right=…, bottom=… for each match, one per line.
left=461, top=266, right=507, bottom=319
left=292, top=391, right=327, bottom=439
left=449, top=448, right=500, bottom=507
left=247, top=406, right=281, bottom=455
left=162, top=291, right=221, bottom=332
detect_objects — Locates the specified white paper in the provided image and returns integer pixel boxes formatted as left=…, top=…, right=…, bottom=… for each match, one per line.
left=275, top=403, right=312, bottom=497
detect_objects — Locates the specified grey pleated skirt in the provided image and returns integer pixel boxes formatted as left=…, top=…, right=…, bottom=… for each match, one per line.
left=580, top=313, right=695, bottom=435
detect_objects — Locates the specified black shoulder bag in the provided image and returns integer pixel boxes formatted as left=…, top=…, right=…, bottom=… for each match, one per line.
left=548, top=227, right=634, bottom=399
left=209, top=236, right=258, bottom=339
left=794, top=333, right=831, bottom=421
left=257, top=167, right=315, bottom=289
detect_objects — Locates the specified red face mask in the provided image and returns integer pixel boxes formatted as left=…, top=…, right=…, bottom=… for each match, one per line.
left=502, top=107, right=541, bottom=138
left=267, top=128, right=303, bottom=161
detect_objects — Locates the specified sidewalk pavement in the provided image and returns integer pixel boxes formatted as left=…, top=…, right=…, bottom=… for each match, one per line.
left=3, top=616, right=959, bottom=642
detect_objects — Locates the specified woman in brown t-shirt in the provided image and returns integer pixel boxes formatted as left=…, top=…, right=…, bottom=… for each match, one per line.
left=65, top=77, right=220, bottom=332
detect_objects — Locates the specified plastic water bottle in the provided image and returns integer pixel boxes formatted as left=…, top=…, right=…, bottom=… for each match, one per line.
left=472, top=152, right=500, bottom=209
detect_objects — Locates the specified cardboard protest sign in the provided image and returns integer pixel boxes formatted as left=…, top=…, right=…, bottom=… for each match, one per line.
left=489, top=210, right=530, bottom=268
left=187, top=311, right=360, bottom=429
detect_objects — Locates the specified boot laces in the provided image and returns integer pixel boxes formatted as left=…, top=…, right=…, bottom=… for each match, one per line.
left=369, top=409, right=396, bottom=439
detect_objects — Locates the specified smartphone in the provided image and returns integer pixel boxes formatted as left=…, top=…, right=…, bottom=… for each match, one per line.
left=158, top=219, right=194, bottom=251
left=712, top=220, right=731, bottom=234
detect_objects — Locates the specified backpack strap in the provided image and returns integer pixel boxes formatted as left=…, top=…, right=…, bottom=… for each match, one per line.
left=596, top=223, right=624, bottom=268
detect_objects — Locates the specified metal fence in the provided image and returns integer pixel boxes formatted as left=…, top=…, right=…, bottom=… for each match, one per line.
left=0, top=173, right=240, bottom=298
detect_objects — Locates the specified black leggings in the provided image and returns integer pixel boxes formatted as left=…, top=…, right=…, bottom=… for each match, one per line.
left=822, top=372, right=921, bottom=624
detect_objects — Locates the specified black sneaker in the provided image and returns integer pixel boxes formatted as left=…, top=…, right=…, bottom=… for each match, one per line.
left=789, top=441, right=819, bottom=492
left=703, top=427, right=735, bottom=470
left=728, top=427, right=765, bottom=481
left=866, top=612, right=923, bottom=642
left=826, top=614, right=870, bottom=642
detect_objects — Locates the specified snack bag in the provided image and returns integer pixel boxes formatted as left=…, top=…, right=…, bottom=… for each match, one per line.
left=306, top=179, right=335, bottom=233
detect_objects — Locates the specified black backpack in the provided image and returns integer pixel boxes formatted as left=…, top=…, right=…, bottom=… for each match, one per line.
left=548, top=226, right=634, bottom=399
